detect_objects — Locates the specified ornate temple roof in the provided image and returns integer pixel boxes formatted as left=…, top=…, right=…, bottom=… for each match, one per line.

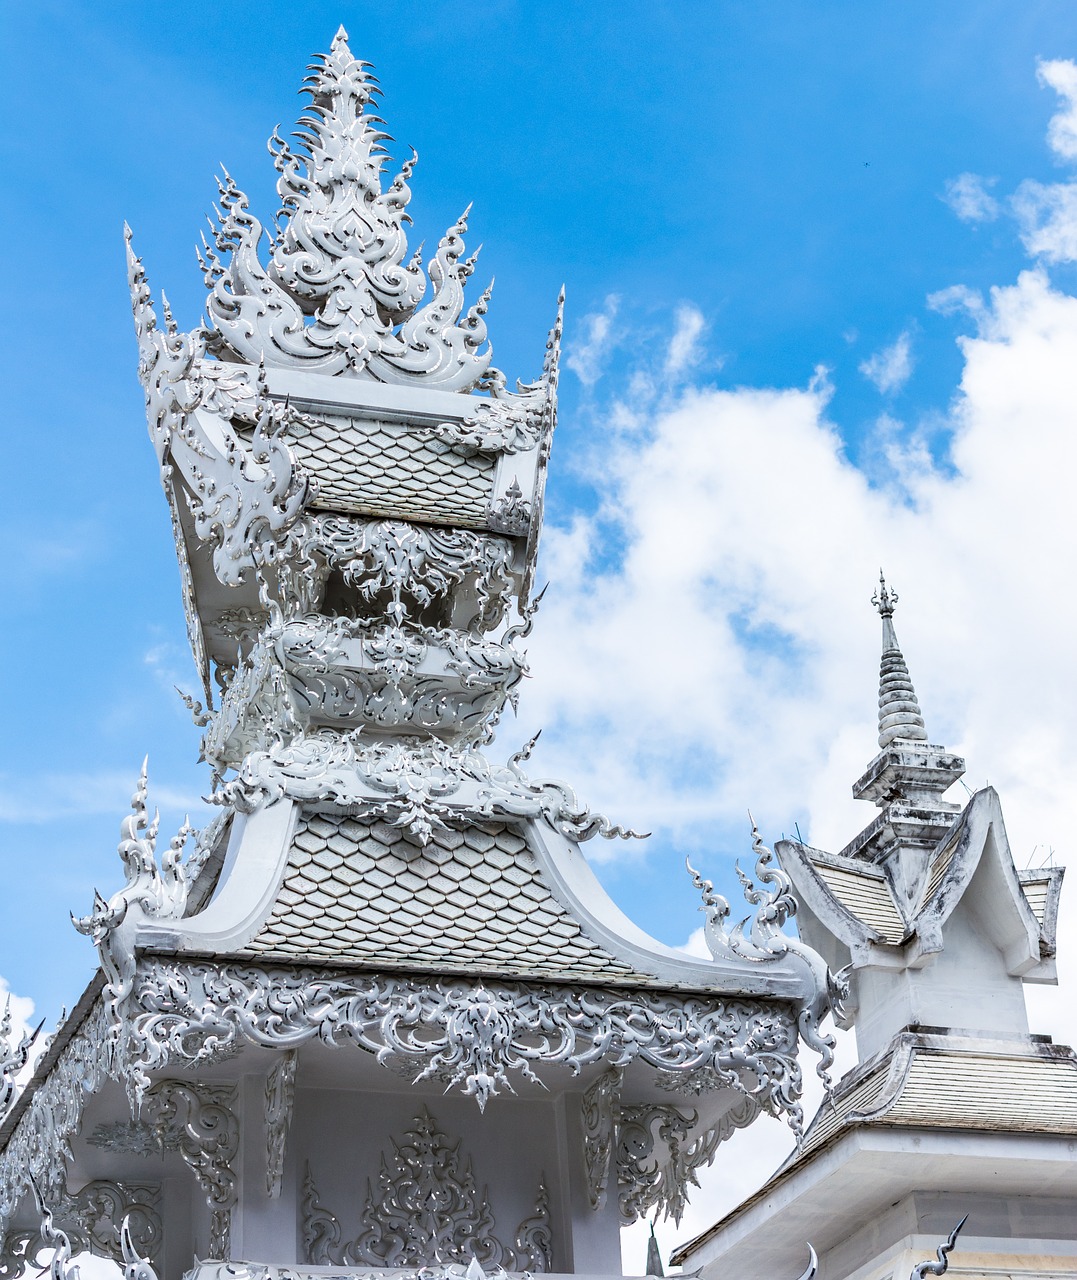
left=672, top=579, right=1073, bottom=1280
left=0, top=32, right=843, bottom=1274
left=781, top=790, right=1061, bottom=963
left=671, top=1028, right=1077, bottom=1269
left=776, top=578, right=1062, bottom=985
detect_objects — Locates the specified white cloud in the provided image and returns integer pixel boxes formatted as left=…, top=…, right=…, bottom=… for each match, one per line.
left=1039, top=58, right=1077, bottom=161
left=530, top=272, right=1077, bottom=1269
left=942, top=172, right=1000, bottom=222
left=927, top=283, right=985, bottom=318
left=858, top=329, right=914, bottom=393
left=665, top=304, right=707, bottom=379
left=1011, top=60, right=1077, bottom=262
left=565, top=294, right=620, bottom=387
left=1013, top=177, right=1077, bottom=261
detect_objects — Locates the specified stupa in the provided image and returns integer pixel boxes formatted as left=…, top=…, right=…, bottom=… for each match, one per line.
left=0, top=30, right=838, bottom=1280
left=674, top=579, right=1076, bottom=1280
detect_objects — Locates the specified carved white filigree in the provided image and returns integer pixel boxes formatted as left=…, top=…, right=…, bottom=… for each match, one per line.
left=120, top=961, right=807, bottom=1128
left=488, top=479, right=532, bottom=537
left=581, top=1066, right=621, bottom=1211
left=87, top=1121, right=181, bottom=1157
left=264, top=1050, right=297, bottom=1198
left=72, top=763, right=193, bottom=1036
left=353, top=1107, right=501, bottom=1267
left=582, top=1068, right=761, bottom=1226
left=27, top=1177, right=76, bottom=1280
left=120, top=1214, right=161, bottom=1280
left=0, top=1003, right=42, bottom=1125
left=213, top=730, right=644, bottom=848
left=2, top=1181, right=161, bottom=1280
left=301, top=1162, right=341, bottom=1266
left=191, top=29, right=501, bottom=392
left=688, top=822, right=838, bottom=1089
left=302, top=516, right=514, bottom=630
left=0, top=1001, right=112, bottom=1235
left=617, top=1101, right=696, bottom=1225
left=142, top=1080, right=239, bottom=1261
left=303, top=1109, right=550, bottom=1271
left=431, top=402, right=542, bottom=456
left=514, top=1182, right=553, bottom=1273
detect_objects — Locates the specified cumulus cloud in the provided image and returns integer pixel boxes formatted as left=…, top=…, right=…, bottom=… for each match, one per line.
left=858, top=329, right=914, bottom=393
left=1012, top=59, right=1077, bottom=262
left=522, top=270, right=1077, bottom=1268
left=565, top=294, right=620, bottom=386
left=1013, top=178, right=1077, bottom=261
left=942, top=172, right=1000, bottom=222
left=1040, top=58, right=1077, bottom=161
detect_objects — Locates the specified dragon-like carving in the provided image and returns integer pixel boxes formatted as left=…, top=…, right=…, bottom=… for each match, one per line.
left=688, top=821, right=842, bottom=1089
left=71, top=762, right=193, bottom=1034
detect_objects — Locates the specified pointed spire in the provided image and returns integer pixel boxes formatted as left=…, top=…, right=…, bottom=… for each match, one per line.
left=646, top=1219, right=665, bottom=1276
left=872, top=572, right=928, bottom=748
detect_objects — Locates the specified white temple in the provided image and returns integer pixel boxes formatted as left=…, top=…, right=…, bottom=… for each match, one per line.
left=0, top=30, right=841, bottom=1280
left=674, top=579, right=1077, bottom=1280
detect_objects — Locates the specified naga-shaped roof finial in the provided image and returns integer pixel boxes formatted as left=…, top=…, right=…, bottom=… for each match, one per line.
left=871, top=571, right=928, bottom=748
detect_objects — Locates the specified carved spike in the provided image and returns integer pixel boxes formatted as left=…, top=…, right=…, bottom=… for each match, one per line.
left=911, top=1216, right=968, bottom=1280
left=793, top=1244, right=819, bottom=1280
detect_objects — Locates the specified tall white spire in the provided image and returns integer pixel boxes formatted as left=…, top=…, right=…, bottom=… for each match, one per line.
left=872, top=572, right=929, bottom=748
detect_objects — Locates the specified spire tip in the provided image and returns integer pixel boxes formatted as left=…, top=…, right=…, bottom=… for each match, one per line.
left=872, top=570, right=897, bottom=618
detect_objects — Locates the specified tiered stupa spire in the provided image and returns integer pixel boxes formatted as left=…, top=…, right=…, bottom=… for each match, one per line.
left=872, top=573, right=928, bottom=748
left=842, top=576, right=966, bottom=901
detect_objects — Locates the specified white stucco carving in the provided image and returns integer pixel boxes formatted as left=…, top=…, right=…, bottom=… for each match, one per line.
left=263, top=1051, right=297, bottom=1199
left=119, top=962, right=807, bottom=1122
left=0, top=1004, right=41, bottom=1126
left=142, top=1080, right=239, bottom=1260
left=304, top=1108, right=550, bottom=1270
left=72, top=763, right=193, bottom=1036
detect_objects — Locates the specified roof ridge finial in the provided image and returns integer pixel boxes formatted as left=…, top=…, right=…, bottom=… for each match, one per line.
left=872, top=568, right=896, bottom=619
left=871, top=571, right=928, bottom=748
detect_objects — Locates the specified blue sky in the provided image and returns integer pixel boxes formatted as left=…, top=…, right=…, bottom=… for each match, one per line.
left=3, top=0, right=1077, bottom=1044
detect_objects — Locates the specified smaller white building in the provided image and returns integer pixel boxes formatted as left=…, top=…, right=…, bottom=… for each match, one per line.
left=674, top=578, right=1076, bottom=1280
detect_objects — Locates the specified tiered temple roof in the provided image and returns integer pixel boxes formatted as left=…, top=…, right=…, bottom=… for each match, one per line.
left=0, top=30, right=838, bottom=1280
left=674, top=579, right=1074, bottom=1280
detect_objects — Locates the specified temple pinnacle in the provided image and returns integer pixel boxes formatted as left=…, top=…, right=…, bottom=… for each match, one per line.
left=872, top=572, right=928, bottom=748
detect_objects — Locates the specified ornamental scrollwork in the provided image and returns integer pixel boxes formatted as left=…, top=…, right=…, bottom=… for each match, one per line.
left=0, top=1180, right=161, bottom=1280
left=581, top=1067, right=762, bottom=1227
left=0, top=1004, right=42, bottom=1125
left=301, top=1162, right=341, bottom=1266
left=299, top=516, right=515, bottom=632
left=72, top=763, right=193, bottom=1036
left=26, top=1178, right=75, bottom=1280
left=142, top=1080, right=239, bottom=1261
left=302, top=1109, right=551, bottom=1271
left=212, top=730, right=644, bottom=849
left=185, top=30, right=505, bottom=394
left=0, top=1001, right=112, bottom=1235
left=264, top=1050, right=297, bottom=1198
left=119, top=961, right=808, bottom=1131
left=688, top=822, right=838, bottom=1089
left=514, top=1182, right=554, bottom=1273
left=488, top=479, right=533, bottom=537
left=430, top=401, right=543, bottom=457
left=617, top=1102, right=697, bottom=1225
left=119, top=1214, right=161, bottom=1280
